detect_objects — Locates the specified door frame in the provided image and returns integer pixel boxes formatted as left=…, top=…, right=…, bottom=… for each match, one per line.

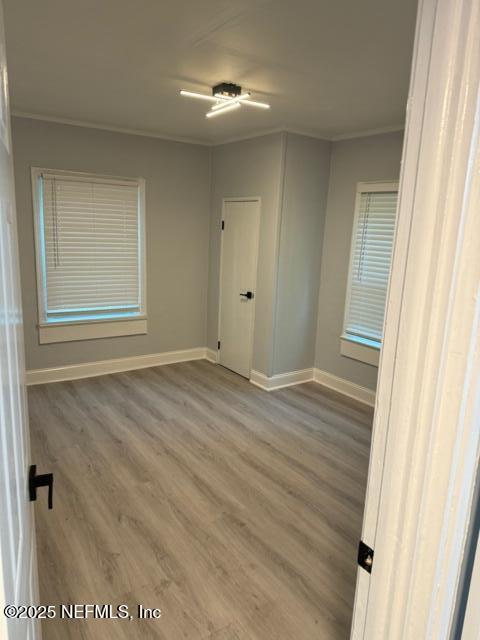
left=351, top=0, right=480, bottom=637
left=217, top=197, right=261, bottom=379
left=0, top=1, right=41, bottom=636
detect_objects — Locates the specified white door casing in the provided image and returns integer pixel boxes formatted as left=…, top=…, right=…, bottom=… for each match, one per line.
left=351, top=0, right=480, bottom=637
left=218, top=199, right=260, bottom=379
left=0, top=0, right=40, bottom=637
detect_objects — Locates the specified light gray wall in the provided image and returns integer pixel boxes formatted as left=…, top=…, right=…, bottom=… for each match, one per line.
left=272, top=132, right=331, bottom=375
left=13, top=116, right=403, bottom=386
left=315, top=130, right=404, bottom=390
left=207, top=133, right=285, bottom=376
left=12, top=116, right=211, bottom=371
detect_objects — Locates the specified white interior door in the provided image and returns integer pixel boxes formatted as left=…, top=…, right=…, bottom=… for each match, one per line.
left=0, top=1, right=40, bottom=637
left=218, top=199, right=260, bottom=378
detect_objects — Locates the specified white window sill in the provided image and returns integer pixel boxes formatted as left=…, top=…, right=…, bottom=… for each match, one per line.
left=340, top=334, right=380, bottom=367
left=38, top=317, right=147, bottom=344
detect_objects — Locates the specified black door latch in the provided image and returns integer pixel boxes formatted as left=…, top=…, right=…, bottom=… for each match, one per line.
left=29, top=465, right=54, bottom=510
left=239, top=291, right=254, bottom=299
left=358, top=540, right=374, bottom=573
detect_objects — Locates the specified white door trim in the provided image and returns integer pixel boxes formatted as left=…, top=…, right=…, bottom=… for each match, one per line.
left=351, top=0, right=480, bottom=637
left=0, top=3, right=40, bottom=633
left=217, top=197, right=261, bottom=379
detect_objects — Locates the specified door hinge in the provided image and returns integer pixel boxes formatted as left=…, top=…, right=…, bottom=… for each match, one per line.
left=217, top=341, right=221, bottom=350
left=221, top=220, right=224, bottom=230
left=358, top=540, right=374, bottom=574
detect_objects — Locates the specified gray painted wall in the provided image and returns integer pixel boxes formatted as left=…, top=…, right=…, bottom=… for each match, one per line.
left=13, top=115, right=403, bottom=390
left=273, top=132, right=331, bottom=375
left=207, top=133, right=285, bottom=376
left=12, top=117, right=211, bottom=371
left=315, top=131, right=404, bottom=390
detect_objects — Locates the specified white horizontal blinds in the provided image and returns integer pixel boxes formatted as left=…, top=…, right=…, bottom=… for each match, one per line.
left=345, top=189, right=398, bottom=343
left=41, top=173, right=141, bottom=321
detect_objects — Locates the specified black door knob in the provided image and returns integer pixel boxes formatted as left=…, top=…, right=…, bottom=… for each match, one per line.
left=29, top=465, right=54, bottom=510
left=239, top=291, right=254, bottom=299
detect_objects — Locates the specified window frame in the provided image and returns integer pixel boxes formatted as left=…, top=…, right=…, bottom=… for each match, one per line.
left=31, top=167, right=147, bottom=344
left=341, top=180, right=399, bottom=366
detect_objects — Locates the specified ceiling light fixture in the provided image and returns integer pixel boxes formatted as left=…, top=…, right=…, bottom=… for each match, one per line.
left=206, top=101, right=241, bottom=118
left=211, top=93, right=252, bottom=110
left=180, top=82, right=270, bottom=119
left=179, top=90, right=229, bottom=103
left=239, top=98, right=270, bottom=110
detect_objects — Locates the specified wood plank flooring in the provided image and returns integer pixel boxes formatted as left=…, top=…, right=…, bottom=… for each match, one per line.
left=28, top=360, right=373, bottom=640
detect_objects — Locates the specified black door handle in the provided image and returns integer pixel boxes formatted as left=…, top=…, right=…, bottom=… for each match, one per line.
left=239, top=291, right=254, bottom=299
left=29, top=465, right=54, bottom=510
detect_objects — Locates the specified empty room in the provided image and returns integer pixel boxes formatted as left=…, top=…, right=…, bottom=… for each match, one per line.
left=2, top=0, right=480, bottom=639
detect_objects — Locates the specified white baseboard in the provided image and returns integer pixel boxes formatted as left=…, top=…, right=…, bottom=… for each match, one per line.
left=26, top=348, right=376, bottom=408
left=250, top=368, right=314, bottom=391
left=205, top=348, right=218, bottom=363
left=26, top=347, right=207, bottom=385
left=313, top=368, right=376, bottom=407
left=249, top=366, right=376, bottom=406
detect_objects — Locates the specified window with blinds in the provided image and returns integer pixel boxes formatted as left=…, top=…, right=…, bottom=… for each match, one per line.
left=33, top=169, right=146, bottom=326
left=343, top=182, right=398, bottom=347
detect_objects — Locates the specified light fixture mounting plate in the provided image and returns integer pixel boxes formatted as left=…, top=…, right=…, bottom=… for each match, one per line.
left=212, top=82, right=242, bottom=98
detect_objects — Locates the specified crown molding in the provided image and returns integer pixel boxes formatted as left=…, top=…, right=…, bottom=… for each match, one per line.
left=11, top=110, right=404, bottom=147
left=214, top=126, right=331, bottom=146
left=11, top=111, right=211, bottom=146
left=282, top=126, right=331, bottom=142
left=330, top=124, right=405, bottom=142
left=213, top=126, right=287, bottom=146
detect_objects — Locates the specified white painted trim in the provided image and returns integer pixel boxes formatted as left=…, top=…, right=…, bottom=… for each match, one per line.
left=340, top=336, right=380, bottom=367
left=356, top=180, right=399, bottom=193
left=351, top=0, right=480, bottom=636
left=12, top=114, right=306, bottom=146
left=139, top=177, right=147, bottom=321
left=215, top=126, right=330, bottom=146
left=342, top=180, right=399, bottom=354
left=205, top=348, right=218, bottom=363
left=282, top=126, right=331, bottom=142
left=331, top=124, right=405, bottom=142
left=26, top=348, right=376, bottom=417
left=12, top=114, right=332, bottom=146
left=31, top=167, right=46, bottom=325
left=12, top=111, right=210, bottom=146
left=38, top=318, right=147, bottom=344
left=25, top=347, right=207, bottom=385
left=249, top=366, right=376, bottom=406
left=250, top=368, right=314, bottom=391
left=0, top=548, right=6, bottom=640
left=31, top=167, right=147, bottom=339
left=213, top=126, right=287, bottom=146
left=313, top=368, right=376, bottom=407
left=13, top=111, right=402, bottom=147
left=248, top=370, right=270, bottom=390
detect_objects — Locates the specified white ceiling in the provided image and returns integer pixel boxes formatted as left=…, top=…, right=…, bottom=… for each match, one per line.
left=3, top=0, right=418, bottom=145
